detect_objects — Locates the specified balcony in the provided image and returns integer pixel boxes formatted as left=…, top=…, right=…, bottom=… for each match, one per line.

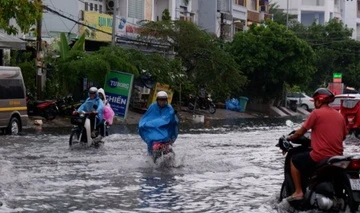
left=247, top=10, right=260, bottom=23
left=232, top=0, right=247, bottom=20
left=154, top=0, right=170, bottom=21
left=302, top=0, right=325, bottom=6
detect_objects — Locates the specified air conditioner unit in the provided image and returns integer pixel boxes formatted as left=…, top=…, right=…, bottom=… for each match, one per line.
left=106, top=0, right=114, bottom=13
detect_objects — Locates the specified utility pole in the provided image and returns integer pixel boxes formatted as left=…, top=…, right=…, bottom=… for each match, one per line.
left=111, top=0, right=118, bottom=46
left=286, top=0, right=289, bottom=29
left=36, top=0, right=43, bottom=99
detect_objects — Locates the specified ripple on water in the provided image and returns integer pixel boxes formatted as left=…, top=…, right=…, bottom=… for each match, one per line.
left=0, top=120, right=359, bottom=212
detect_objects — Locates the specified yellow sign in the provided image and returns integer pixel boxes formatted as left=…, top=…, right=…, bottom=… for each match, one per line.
left=147, top=83, right=174, bottom=107
left=79, top=11, right=112, bottom=42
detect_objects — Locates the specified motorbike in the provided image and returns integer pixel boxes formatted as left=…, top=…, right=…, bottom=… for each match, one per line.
left=187, top=93, right=216, bottom=114
left=277, top=123, right=360, bottom=212
left=69, top=111, right=108, bottom=147
left=152, top=142, right=175, bottom=163
left=56, top=95, right=82, bottom=117
left=26, top=93, right=58, bottom=120
left=335, top=94, right=360, bottom=139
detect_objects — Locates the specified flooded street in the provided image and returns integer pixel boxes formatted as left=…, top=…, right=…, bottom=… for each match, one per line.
left=1, top=117, right=360, bottom=212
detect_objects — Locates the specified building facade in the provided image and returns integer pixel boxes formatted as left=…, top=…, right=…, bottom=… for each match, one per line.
left=39, top=0, right=271, bottom=43
left=273, top=0, right=360, bottom=40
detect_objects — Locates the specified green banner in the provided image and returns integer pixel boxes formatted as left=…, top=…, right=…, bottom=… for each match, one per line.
left=104, top=71, right=134, bottom=119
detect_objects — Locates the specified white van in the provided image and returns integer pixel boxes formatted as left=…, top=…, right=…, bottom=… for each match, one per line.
left=0, top=66, right=28, bottom=134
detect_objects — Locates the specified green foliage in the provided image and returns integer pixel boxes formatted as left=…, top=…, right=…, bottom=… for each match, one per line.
left=59, top=33, right=69, bottom=59
left=269, top=2, right=297, bottom=26
left=162, top=9, right=171, bottom=21
left=10, top=51, right=36, bottom=95
left=227, top=20, right=316, bottom=102
left=289, top=19, right=360, bottom=90
left=0, top=0, right=42, bottom=35
left=140, top=20, right=247, bottom=102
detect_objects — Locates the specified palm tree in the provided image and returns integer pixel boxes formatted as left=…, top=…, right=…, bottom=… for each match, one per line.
left=269, top=2, right=297, bottom=26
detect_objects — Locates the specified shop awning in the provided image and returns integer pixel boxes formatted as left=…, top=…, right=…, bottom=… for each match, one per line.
left=0, top=31, right=26, bottom=50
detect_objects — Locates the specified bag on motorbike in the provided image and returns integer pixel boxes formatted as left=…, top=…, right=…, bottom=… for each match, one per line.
left=103, top=105, right=115, bottom=125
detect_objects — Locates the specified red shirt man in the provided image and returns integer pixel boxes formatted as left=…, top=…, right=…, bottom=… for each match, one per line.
left=284, top=88, right=347, bottom=202
left=303, top=106, right=347, bottom=162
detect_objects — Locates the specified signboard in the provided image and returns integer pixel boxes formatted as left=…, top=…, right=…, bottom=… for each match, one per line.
left=104, top=71, right=134, bottom=119
left=116, top=17, right=144, bottom=38
left=147, top=83, right=174, bottom=107
left=333, top=73, right=342, bottom=83
left=80, top=11, right=112, bottom=42
left=328, top=82, right=344, bottom=95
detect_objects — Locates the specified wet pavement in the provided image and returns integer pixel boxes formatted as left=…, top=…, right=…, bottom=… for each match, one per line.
left=1, top=117, right=360, bottom=212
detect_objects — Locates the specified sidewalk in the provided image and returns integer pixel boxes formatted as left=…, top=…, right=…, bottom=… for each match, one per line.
left=27, top=107, right=263, bottom=128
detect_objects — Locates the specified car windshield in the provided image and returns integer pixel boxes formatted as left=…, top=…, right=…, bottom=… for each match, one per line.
left=342, top=100, right=360, bottom=109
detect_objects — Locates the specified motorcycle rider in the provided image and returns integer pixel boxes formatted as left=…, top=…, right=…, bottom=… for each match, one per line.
left=285, top=88, right=347, bottom=202
left=138, top=91, right=179, bottom=154
left=73, top=87, right=104, bottom=138
left=98, top=88, right=109, bottom=106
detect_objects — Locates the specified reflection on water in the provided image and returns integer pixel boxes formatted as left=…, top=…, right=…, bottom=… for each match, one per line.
left=0, top=118, right=358, bottom=212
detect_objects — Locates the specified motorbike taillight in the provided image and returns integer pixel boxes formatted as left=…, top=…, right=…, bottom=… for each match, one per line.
left=347, top=116, right=355, bottom=124
left=348, top=159, right=360, bottom=170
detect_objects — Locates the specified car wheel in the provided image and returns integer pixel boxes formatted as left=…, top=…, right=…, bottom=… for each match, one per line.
left=301, top=104, right=309, bottom=111
left=6, top=117, right=20, bottom=135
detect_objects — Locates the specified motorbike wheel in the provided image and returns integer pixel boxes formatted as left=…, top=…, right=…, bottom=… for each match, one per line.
left=44, top=106, right=57, bottom=120
left=208, top=104, right=216, bottom=114
left=342, top=184, right=359, bottom=213
left=69, top=130, right=80, bottom=147
left=354, top=129, right=360, bottom=139
left=188, top=102, right=195, bottom=111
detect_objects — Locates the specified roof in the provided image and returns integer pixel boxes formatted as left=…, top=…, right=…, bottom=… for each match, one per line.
left=0, top=31, right=26, bottom=50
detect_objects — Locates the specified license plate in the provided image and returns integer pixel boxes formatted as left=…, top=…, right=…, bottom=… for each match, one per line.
left=350, top=179, right=360, bottom=191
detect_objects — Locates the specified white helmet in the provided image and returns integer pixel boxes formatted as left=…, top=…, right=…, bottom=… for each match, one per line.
left=89, top=87, right=98, bottom=94
left=156, top=91, right=168, bottom=99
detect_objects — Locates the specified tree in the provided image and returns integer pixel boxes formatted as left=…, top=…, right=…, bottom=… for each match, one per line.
left=289, top=19, right=360, bottom=90
left=227, top=20, right=316, bottom=102
left=139, top=20, right=247, bottom=102
left=0, top=0, right=42, bottom=35
left=162, top=9, right=171, bottom=21
left=269, top=2, right=297, bottom=26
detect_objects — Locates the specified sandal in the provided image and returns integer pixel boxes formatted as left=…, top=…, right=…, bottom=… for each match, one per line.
left=285, top=195, right=304, bottom=202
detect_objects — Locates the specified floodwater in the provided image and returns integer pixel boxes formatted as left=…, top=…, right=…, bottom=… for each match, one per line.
left=0, top=117, right=360, bottom=213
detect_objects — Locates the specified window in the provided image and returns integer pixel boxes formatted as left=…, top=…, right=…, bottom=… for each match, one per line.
left=95, top=4, right=98, bottom=11
left=99, top=5, right=102, bottom=13
left=249, top=0, right=257, bottom=10
left=0, top=79, right=25, bottom=99
left=90, top=3, right=93, bottom=11
left=234, top=0, right=246, bottom=6
left=128, top=0, right=144, bottom=19
left=85, top=2, right=88, bottom=11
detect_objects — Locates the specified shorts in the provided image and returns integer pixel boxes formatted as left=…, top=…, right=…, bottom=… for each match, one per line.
left=291, top=151, right=317, bottom=176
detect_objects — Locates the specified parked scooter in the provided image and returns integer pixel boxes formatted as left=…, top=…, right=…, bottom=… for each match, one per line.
left=56, top=95, right=82, bottom=116
left=69, top=111, right=108, bottom=147
left=26, top=93, right=58, bottom=120
left=187, top=93, right=216, bottom=114
left=277, top=121, right=360, bottom=212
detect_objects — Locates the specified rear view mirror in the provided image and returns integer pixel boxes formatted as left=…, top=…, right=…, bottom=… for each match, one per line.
left=286, top=120, right=294, bottom=128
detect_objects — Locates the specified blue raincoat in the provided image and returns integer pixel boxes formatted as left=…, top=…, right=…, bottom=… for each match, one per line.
left=77, top=90, right=104, bottom=124
left=138, top=102, right=179, bottom=154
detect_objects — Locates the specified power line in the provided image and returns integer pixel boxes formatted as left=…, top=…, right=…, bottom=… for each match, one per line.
left=43, top=5, right=172, bottom=49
